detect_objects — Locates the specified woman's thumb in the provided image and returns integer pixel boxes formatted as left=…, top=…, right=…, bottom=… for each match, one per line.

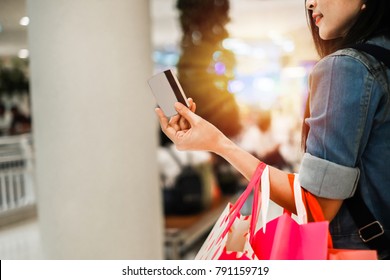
left=174, top=102, right=198, bottom=125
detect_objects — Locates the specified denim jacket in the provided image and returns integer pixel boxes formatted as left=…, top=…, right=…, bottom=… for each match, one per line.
left=298, top=36, right=390, bottom=259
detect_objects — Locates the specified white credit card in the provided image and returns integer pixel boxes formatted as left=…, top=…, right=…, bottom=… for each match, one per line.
left=147, top=69, right=189, bottom=117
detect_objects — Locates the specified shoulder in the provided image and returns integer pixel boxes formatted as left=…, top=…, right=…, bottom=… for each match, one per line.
left=310, top=37, right=390, bottom=93
left=309, top=51, right=370, bottom=94
left=312, top=50, right=370, bottom=78
left=307, top=45, right=383, bottom=117
left=319, top=36, right=389, bottom=81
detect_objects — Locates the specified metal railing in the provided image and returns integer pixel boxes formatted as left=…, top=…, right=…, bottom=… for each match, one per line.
left=0, top=134, right=36, bottom=226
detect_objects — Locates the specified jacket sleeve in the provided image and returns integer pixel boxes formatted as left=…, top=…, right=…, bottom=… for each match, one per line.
left=299, top=54, right=372, bottom=199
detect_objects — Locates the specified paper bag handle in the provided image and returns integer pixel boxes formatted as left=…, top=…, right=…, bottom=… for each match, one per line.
left=288, top=174, right=334, bottom=248
left=249, top=165, right=269, bottom=242
left=220, top=162, right=266, bottom=239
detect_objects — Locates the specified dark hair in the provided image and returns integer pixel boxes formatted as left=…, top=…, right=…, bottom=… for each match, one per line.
left=306, top=0, right=390, bottom=58
left=302, top=0, right=390, bottom=150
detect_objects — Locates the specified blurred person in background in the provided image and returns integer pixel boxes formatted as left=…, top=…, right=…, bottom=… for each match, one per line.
left=0, top=102, right=12, bottom=136
left=9, top=105, right=31, bottom=135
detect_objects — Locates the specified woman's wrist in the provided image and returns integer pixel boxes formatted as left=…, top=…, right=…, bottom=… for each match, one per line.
left=212, top=131, right=234, bottom=156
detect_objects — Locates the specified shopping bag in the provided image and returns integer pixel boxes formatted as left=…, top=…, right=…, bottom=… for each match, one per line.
left=251, top=176, right=327, bottom=259
left=248, top=173, right=328, bottom=259
left=250, top=172, right=378, bottom=260
left=327, top=248, right=377, bottom=260
left=252, top=212, right=329, bottom=259
left=301, top=187, right=378, bottom=260
left=195, top=163, right=267, bottom=260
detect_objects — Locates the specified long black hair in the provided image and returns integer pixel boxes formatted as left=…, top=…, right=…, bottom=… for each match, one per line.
left=302, top=0, right=390, bottom=150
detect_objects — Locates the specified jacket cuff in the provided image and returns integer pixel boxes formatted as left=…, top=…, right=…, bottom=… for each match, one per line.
left=298, top=153, right=360, bottom=199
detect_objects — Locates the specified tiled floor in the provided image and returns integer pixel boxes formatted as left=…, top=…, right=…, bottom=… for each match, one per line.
left=0, top=216, right=44, bottom=259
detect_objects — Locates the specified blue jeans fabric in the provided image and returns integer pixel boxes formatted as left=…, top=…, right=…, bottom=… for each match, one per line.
left=330, top=204, right=390, bottom=259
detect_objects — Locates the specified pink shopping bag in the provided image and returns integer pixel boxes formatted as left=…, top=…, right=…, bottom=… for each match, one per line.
left=328, top=248, right=377, bottom=260
left=248, top=173, right=329, bottom=260
left=251, top=173, right=376, bottom=260
left=252, top=212, right=329, bottom=259
left=301, top=185, right=377, bottom=260
left=195, top=163, right=267, bottom=260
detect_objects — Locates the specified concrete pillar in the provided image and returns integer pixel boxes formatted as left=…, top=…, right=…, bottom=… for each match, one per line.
left=27, top=0, right=163, bottom=259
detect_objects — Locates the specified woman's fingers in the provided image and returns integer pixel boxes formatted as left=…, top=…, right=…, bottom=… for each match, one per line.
left=155, top=108, right=177, bottom=140
left=155, top=99, right=200, bottom=145
left=169, top=114, right=182, bottom=131
left=187, top=98, right=196, bottom=113
left=174, top=102, right=199, bottom=127
left=191, top=101, right=196, bottom=113
left=174, top=98, right=195, bottom=130
left=155, top=108, right=169, bottom=129
left=170, top=113, right=180, bottom=124
left=179, top=115, right=190, bottom=130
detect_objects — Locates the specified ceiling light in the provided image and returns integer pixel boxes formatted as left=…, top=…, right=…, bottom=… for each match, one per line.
left=19, top=16, right=30, bottom=26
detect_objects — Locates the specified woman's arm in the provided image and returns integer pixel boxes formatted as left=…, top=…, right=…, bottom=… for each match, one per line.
left=214, top=134, right=297, bottom=214
left=156, top=101, right=342, bottom=220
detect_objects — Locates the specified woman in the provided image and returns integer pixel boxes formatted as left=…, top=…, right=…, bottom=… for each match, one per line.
left=156, top=0, right=390, bottom=259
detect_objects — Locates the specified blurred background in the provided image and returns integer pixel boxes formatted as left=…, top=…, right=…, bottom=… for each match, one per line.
left=0, top=0, right=318, bottom=259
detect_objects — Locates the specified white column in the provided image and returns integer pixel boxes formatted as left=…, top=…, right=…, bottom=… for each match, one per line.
left=27, top=0, right=163, bottom=259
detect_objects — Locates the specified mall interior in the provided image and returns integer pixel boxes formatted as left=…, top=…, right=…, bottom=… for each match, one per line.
left=0, top=0, right=319, bottom=259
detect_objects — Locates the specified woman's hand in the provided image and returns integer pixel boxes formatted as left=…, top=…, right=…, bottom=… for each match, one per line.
left=155, top=98, right=226, bottom=152
left=168, top=98, right=196, bottom=131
